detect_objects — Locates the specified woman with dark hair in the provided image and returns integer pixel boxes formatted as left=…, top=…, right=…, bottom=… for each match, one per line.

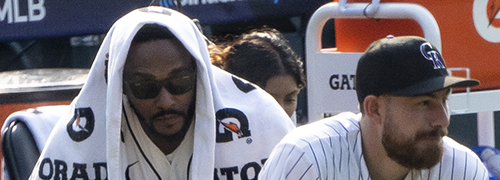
left=211, top=27, right=306, bottom=124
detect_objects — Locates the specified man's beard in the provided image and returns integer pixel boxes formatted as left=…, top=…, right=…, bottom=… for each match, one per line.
left=133, top=103, right=195, bottom=143
left=146, top=111, right=193, bottom=142
left=382, top=111, right=447, bottom=169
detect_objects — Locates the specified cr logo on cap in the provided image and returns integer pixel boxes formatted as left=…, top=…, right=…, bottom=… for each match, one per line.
left=420, top=42, right=446, bottom=69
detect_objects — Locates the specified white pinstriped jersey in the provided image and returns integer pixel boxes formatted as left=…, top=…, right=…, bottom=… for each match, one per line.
left=259, top=112, right=490, bottom=180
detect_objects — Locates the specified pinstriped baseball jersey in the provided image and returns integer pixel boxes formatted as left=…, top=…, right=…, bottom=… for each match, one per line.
left=259, top=112, right=490, bottom=180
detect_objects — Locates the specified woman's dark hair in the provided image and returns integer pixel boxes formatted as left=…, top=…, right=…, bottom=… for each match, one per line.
left=213, top=27, right=306, bottom=89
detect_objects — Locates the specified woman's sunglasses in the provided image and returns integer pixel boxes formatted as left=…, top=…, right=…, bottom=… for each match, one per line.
left=125, top=71, right=196, bottom=99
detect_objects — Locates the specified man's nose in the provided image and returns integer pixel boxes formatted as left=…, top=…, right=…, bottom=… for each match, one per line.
left=155, top=87, right=175, bottom=108
left=430, top=101, right=450, bottom=128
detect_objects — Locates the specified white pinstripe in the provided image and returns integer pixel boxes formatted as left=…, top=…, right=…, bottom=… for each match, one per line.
left=259, top=112, right=490, bottom=180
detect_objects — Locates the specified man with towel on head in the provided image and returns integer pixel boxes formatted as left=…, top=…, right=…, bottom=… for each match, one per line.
left=28, top=6, right=294, bottom=180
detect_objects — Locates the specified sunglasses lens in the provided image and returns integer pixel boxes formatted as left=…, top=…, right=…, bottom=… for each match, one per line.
left=127, top=71, right=195, bottom=99
left=130, top=82, right=161, bottom=99
left=166, top=74, right=195, bottom=95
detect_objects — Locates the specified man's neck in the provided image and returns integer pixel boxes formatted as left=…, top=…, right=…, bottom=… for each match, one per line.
left=360, top=119, right=410, bottom=180
left=153, top=138, right=183, bottom=155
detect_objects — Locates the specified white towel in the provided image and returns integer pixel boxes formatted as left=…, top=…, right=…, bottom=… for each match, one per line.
left=28, top=6, right=294, bottom=180
left=1, top=105, right=67, bottom=153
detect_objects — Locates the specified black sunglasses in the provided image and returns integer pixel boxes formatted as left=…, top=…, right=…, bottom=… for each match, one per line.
left=125, top=71, right=196, bottom=99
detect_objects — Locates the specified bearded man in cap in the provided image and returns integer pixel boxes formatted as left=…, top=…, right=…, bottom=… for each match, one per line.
left=259, top=35, right=489, bottom=180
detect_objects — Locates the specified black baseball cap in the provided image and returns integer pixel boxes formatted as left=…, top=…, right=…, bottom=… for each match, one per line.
left=355, top=35, right=479, bottom=104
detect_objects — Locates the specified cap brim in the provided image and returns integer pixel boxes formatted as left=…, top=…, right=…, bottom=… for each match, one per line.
left=390, top=76, right=480, bottom=96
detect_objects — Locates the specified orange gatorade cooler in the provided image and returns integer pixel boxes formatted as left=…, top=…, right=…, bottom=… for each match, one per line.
left=334, top=0, right=500, bottom=91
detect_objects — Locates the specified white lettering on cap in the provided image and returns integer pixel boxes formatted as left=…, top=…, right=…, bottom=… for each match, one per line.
left=420, top=42, right=446, bottom=69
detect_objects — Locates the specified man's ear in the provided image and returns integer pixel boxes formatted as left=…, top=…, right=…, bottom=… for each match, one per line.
left=363, top=95, right=382, bottom=124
